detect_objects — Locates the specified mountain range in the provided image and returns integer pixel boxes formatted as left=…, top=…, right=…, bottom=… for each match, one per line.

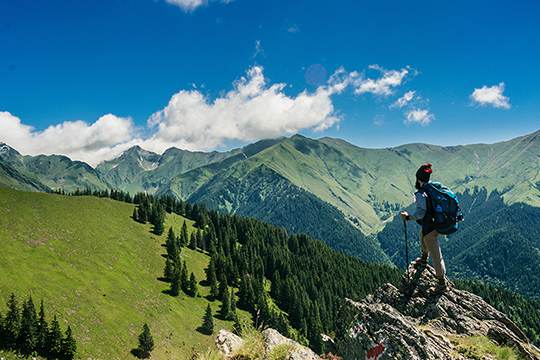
left=1, top=130, right=539, bottom=279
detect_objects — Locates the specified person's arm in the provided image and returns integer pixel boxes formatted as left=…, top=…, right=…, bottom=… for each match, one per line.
left=401, top=192, right=427, bottom=221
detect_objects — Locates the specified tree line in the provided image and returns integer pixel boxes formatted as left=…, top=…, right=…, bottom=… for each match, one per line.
left=0, top=293, right=76, bottom=359
left=70, top=189, right=401, bottom=353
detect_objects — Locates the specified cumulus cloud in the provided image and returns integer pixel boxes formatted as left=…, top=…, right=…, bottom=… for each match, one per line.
left=392, top=90, right=416, bottom=108
left=0, top=66, right=351, bottom=165
left=470, top=82, right=511, bottom=109
left=1, top=63, right=421, bottom=166
left=143, top=66, right=347, bottom=153
left=405, top=109, right=434, bottom=126
left=0, top=111, right=140, bottom=166
left=354, top=65, right=410, bottom=96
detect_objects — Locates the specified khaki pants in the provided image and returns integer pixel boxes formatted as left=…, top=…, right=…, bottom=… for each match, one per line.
left=419, top=229, right=446, bottom=279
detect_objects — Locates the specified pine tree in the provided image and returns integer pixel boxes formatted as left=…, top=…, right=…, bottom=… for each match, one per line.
left=61, top=326, right=77, bottom=360
left=153, top=217, right=164, bottom=235
left=219, top=288, right=233, bottom=320
left=163, top=257, right=175, bottom=281
left=18, top=296, right=38, bottom=354
left=166, top=227, right=175, bottom=247
left=47, top=315, right=63, bottom=358
left=206, top=258, right=219, bottom=300
left=188, top=272, right=198, bottom=297
left=218, top=277, right=229, bottom=301
left=4, top=293, right=20, bottom=349
left=138, top=205, right=147, bottom=223
left=137, top=323, right=154, bottom=359
left=201, top=304, right=214, bottom=335
left=188, top=232, right=197, bottom=250
left=37, top=300, right=48, bottom=355
left=180, top=221, right=189, bottom=247
left=170, top=268, right=180, bottom=297
left=196, top=229, right=204, bottom=250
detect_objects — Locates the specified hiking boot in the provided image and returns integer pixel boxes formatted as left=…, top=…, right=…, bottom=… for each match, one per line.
left=413, top=254, right=428, bottom=269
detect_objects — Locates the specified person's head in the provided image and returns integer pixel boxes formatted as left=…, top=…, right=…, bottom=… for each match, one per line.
left=415, top=163, right=432, bottom=189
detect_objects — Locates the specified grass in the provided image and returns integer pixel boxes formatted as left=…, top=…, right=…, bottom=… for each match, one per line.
left=231, top=327, right=265, bottom=360
left=450, top=335, right=522, bottom=360
left=0, top=188, right=250, bottom=359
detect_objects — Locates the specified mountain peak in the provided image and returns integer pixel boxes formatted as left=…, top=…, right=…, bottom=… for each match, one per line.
left=0, top=142, right=22, bottom=159
left=120, top=145, right=159, bottom=159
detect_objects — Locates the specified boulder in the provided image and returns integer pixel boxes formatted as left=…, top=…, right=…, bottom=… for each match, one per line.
left=262, top=328, right=320, bottom=360
left=215, top=328, right=321, bottom=360
left=215, top=329, right=244, bottom=357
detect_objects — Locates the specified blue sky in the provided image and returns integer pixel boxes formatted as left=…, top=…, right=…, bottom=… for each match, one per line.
left=1, top=0, right=539, bottom=164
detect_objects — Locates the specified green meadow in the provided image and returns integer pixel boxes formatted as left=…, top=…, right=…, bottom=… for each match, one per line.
left=0, top=188, right=248, bottom=359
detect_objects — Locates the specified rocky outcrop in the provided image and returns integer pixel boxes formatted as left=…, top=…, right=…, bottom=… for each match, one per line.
left=215, top=328, right=320, bottom=360
left=334, top=264, right=540, bottom=360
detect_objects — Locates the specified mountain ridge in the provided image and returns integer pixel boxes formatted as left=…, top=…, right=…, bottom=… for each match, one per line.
left=1, top=130, right=538, bottom=263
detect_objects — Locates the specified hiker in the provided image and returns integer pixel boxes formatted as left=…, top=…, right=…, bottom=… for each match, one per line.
left=400, top=163, right=447, bottom=290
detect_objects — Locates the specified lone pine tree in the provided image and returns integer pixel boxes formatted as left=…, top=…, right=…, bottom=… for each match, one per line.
left=201, top=304, right=214, bottom=335
left=136, top=323, right=154, bottom=359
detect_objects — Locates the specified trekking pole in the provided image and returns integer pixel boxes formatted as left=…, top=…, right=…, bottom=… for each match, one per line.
left=403, top=219, right=410, bottom=281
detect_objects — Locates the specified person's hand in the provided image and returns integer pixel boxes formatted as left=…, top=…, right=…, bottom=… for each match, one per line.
left=400, top=211, right=409, bottom=220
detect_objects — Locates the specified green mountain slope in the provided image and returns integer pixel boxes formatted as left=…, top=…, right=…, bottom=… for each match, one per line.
left=0, top=161, right=50, bottom=192
left=0, top=143, right=107, bottom=192
left=0, top=188, right=245, bottom=359
left=189, top=163, right=388, bottom=261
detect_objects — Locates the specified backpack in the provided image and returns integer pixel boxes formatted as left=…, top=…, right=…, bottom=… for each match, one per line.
left=423, top=182, right=463, bottom=235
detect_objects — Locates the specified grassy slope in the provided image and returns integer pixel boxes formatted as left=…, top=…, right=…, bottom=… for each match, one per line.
left=0, top=188, right=248, bottom=359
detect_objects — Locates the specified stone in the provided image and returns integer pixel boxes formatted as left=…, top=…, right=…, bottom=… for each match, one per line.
left=215, top=329, right=244, bottom=357
left=262, top=328, right=320, bottom=360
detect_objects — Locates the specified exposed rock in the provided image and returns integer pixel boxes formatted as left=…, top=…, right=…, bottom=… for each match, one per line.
left=215, top=329, right=244, bottom=357
left=334, top=264, right=540, bottom=360
left=215, top=328, right=320, bottom=360
left=262, top=328, right=320, bottom=360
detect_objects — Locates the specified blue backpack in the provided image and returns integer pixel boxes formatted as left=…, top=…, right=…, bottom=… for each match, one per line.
left=423, top=182, right=463, bottom=235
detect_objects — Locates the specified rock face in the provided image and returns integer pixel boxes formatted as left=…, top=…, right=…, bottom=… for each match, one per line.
left=215, top=328, right=320, bottom=360
left=334, top=265, right=540, bottom=360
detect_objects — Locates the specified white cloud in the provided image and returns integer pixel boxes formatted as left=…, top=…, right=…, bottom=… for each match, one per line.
left=166, top=0, right=206, bottom=12
left=392, top=90, right=416, bottom=108
left=0, top=112, right=139, bottom=166
left=1, top=63, right=421, bottom=166
left=354, top=65, right=409, bottom=96
left=143, top=66, right=347, bottom=153
left=405, top=109, right=434, bottom=126
left=470, top=82, right=510, bottom=109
